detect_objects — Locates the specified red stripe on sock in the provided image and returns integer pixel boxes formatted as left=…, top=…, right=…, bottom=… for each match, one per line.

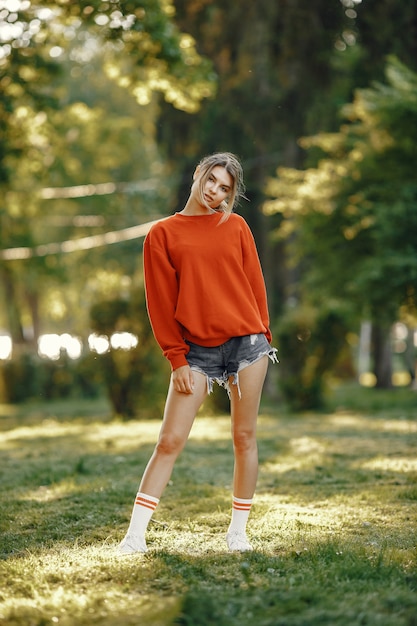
left=233, top=502, right=252, bottom=511
left=135, top=496, right=158, bottom=511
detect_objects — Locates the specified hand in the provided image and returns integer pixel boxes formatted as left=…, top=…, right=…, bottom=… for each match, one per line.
left=172, top=365, right=195, bottom=394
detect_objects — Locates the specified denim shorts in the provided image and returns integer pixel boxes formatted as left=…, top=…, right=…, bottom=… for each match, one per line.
left=185, top=333, right=278, bottom=398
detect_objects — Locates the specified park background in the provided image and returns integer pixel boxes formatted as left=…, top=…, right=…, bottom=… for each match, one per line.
left=1, top=1, right=417, bottom=625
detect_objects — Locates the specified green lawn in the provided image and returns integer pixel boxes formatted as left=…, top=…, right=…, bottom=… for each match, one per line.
left=0, top=388, right=416, bottom=625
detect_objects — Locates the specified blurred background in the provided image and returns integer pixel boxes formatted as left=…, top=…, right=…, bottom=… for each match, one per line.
left=1, top=0, right=416, bottom=417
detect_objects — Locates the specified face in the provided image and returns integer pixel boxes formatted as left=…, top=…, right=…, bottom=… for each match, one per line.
left=199, top=165, right=233, bottom=210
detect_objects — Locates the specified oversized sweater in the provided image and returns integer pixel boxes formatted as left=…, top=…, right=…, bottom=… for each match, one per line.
left=143, top=211, right=272, bottom=370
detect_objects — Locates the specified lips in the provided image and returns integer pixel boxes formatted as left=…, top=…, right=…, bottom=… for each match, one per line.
left=204, top=194, right=214, bottom=203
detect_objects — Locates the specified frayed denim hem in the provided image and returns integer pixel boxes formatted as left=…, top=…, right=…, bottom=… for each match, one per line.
left=191, top=346, right=279, bottom=400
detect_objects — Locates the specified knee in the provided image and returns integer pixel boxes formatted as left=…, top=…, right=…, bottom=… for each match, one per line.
left=232, top=429, right=257, bottom=454
left=155, top=433, right=184, bottom=458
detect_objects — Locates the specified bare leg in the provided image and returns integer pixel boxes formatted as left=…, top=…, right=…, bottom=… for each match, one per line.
left=118, top=370, right=208, bottom=554
left=139, top=370, right=208, bottom=498
left=229, top=356, right=268, bottom=499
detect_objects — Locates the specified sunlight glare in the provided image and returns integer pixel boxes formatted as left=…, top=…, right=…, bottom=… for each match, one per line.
left=38, top=333, right=83, bottom=360
left=38, top=333, right=61, bottom=360
left=49, top=45, right=63, bottom=58
left=60, top=333, right=83, bottom=359
left=358, top=457, right=417, bottom=473
left=110, top=332, right=138, bottom=351
left=0, top=335, right=12, bottom=359
left=188, top=417, right=233, bottom=442
left=22, top=479, right=80, bottom=503
left=359, top=372, right=377, bottom=387
left=88, top=333, right=110, bottom=354
left=262, top=437, right=326, bottom=476
left=392, top=371, right=411, bottom=386
left=0, top=541, right=173, bottom=625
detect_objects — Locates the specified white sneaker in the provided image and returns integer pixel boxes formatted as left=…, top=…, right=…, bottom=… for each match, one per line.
left=226, top=530, right=253, bottom=552
left=118, top=534, right=148, bottom=554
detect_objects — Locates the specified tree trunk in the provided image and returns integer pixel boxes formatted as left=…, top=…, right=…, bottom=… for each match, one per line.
left=26, top=289, right=40, bottom=343
left=372, top=323, right=393, bottom=388
left=0, top=262, right=24, bottom=344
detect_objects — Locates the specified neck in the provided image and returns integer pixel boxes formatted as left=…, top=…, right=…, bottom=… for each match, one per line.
left=181, top=197, right=216, bottom=216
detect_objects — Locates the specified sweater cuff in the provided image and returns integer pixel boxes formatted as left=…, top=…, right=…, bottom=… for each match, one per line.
left=169, top=353, right=189, bottom=371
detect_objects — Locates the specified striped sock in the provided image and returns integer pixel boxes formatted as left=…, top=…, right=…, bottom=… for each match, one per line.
left=127, top=491, right=159, bottom=538
left=227, top=496, right=253, bottom=534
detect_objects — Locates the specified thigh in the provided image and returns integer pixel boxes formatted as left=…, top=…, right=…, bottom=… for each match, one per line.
left=229, top=356, right=268, bottom=431
left=157, top=370, right=208, bottom=444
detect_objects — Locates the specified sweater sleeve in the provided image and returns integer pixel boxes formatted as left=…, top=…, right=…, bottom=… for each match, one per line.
left=240, top=219, right=272, bottom=343
left=143, top=226, right=189, bottom=370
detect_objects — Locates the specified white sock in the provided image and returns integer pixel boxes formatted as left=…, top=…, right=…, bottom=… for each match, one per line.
left=126, top=491, right=159, bottom=538
left=227, top=496, right=253, bottom=534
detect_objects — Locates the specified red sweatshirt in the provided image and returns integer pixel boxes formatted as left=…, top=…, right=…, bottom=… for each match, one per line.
left=143, top=211, right=272, bottom=370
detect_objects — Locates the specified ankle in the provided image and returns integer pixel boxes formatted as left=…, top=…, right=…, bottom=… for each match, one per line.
left=228, top=496, right=252, bottom=534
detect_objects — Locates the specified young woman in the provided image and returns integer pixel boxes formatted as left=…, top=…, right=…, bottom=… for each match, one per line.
left=119, top=152, right=277, bottom=554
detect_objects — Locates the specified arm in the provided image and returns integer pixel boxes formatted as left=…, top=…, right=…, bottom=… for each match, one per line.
left=143, top=227, right=190, bottom=370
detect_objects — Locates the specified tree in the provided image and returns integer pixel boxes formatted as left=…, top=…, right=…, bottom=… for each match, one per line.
left=353, top=0, right=417, bottom=80
left=88, top=285, right=168, bottom=418
left=151, top=0, right=362, bottom=322
left=1, top=0, right=215, bottom=179
left=264, top=57, right=417, bottom=388
left=0, top=61, right=165, bottom=342
left=0, top=0, right=215, bottom=343
left=154, top=0, right=417, bottom=324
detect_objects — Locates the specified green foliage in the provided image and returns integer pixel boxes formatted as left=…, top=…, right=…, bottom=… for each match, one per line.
left=275, top=305, right=350, bottom=411
left=0, top=353, right=102, bottom=404
left=2, top=1, right=417, bottom=402
left=90, top=299, right=131, bottom=337
left=265, top=57, right=417, bottom=386
left=0, top=0, right=215, bottom=137
left=0, top=286, right=168, bottom=417
left=266, top=57, right=417, bottom=323
left=352, top=0, right=417, bottom=80
left=0, top=50, right=169, bottom=337
left=328, top=381, right=417, bottom=415
left=0, top=0, right=215, bottom=343
left=205, top=382, right=231, bottom=415
left=89, top=288, right=169, bottom=419
left=0, top=0, right=214, bottom=185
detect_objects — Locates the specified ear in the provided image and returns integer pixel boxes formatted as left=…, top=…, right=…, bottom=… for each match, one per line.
left=192, top=165, right=200, bottom=181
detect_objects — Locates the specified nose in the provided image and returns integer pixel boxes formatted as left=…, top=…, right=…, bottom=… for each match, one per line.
left=207, top=180, right=218, bottom=194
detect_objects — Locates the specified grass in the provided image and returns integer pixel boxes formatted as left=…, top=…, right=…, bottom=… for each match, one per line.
left=0, top=386, right=416, bottom=626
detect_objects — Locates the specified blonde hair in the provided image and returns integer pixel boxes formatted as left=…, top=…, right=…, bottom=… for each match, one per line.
left=196, top=152, right=246, bottom=221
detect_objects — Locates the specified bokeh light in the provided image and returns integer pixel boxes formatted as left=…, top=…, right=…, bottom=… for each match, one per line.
left=38, top=333, right=83, bottom=360
left=0, top=335, right=12, bottom=360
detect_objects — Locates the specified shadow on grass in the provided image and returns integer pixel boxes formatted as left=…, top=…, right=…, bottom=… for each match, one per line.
left=145, top=542, right=417, bottom=626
